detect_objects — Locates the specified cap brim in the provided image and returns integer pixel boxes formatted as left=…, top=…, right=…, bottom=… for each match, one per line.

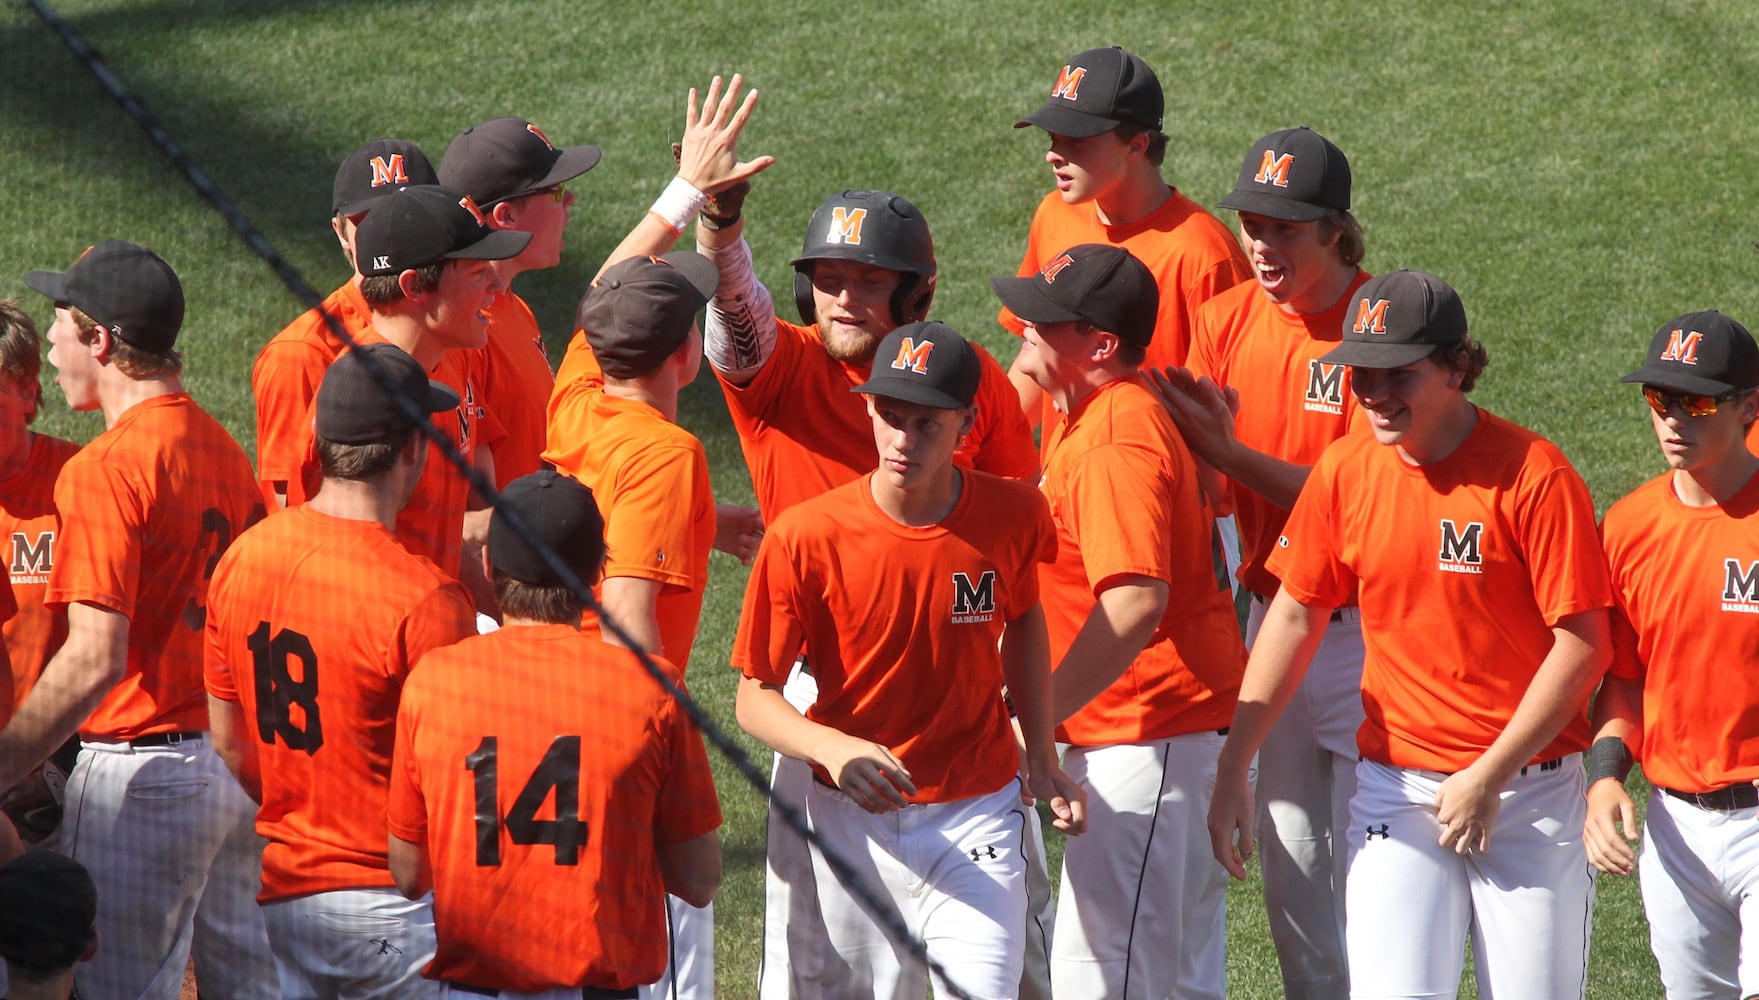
left=1217, top=189, right=1330, bottom=223
left=1014, top=104, right=1117, bottom=139
left=659, top=250, right=719, bottom=305
left=1619, top=365, right=1742, bottom=396
left=534, top=145, right=603, bottom=188
left=335, top=191, right=406, bottom=218
left=849, top=378, right=967, bottom=410
left=422, top=377, right=462, bottom=415
left=988, top=275, right=1085, bottom=325
left=445, top=229, right=533, bottom=262
left=1319, top=340, right=1442, bottom=368
left=21, top=269, right=71, bottom=303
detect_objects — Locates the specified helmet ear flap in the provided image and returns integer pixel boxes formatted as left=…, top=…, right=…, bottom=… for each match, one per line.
left=893, top=271, right=936, bottom=325
left=793, top=269, right=816, bottom=325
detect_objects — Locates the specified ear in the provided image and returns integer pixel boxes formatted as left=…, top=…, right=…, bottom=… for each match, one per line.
left=489, top=200, right=520, bottom=230
left=479, top=542, right=495, bottom=586
left=1741, top=390, right=1759, bottom=428
left=396, top=268, right=426, bottom=302
left=86, top=324, right=117, bottom=365
left=958, top=404, right=977, bottom=439
left=1125, top=129, right=1152, bottom=159
left=1090, top=329, right=1121, bottom=363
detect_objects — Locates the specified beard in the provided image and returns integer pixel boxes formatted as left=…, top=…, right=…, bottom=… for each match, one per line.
left=819, top=318, right=885, bottom=366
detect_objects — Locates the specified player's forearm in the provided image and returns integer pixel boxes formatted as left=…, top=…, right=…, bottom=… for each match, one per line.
left=206, top=694, right=263, bottom=803
left=735, top=675, right=849, bottom=769
left=1218, top=589, right=1330, bottom=778
left=1211, top=446, right=1312, bottom=511
left=388, top=834, right=432, bottom=899
left=697, top=232, right=777, bottom=382
left=598, top=576, right=664, bottom=656
left=1472, top=609, right=1611, bottom=786
left=1586, top=672, right=1643, bottom=755
left=657, top=829, right=722, bottom=908
left=592, top=213, right=692, bottom=283
left=999, top=604, right=1057, bottom=766
left=1050, top=580, right=1169, bottom=723
left=0, top=626, right=125, bottom=788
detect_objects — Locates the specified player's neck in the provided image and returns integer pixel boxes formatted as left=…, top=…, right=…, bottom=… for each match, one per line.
left=870, top=464, right=963, bottom=527
left=307, top=478, right=402, bottom=529
left=491, top=257, right=526, bottom=289
left=1094, top=172, right=1171, bottom=228
left=99, top=372, right=185, bottom=428
left=1394, top=397, right=1479, bottom=466
left=1673, top=450, right=1759, bottom=508
left=0, top=429, right=33, bottom=483
left=1051, top=366, right=1131, bottom=415
left=601, top=377, right=678, bottom=422
left=1276, top=264, right=1361, bottom=317
left=366, top=314, right=444, bottom=370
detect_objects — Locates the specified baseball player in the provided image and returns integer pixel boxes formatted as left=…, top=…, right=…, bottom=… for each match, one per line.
left=1587, top=310, right=1759, bottom=998
left=389, top=470, right=723, bottom=998
left=991, top=245, right=1245, bottom=998
left=733, top=320, right=1084, bottom=1000
left=206, top=344, right=478, bottom=997
left=253, top=137, right=438, bottom=509
left=0, top=299, right=77, bottom=719
left=1001, top=46, right=1249, bottom=448
left=1208, top=269, right=1611, bottom=997
left=0, top=849, right=98, bottom=1000
left=441, top=117, right=599, bottom=487
left=0, top=240, right=277, bottom=999
left=1147, top=126, right=1369, bottom=998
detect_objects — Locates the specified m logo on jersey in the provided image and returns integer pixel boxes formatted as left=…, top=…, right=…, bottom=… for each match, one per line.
left=826, top=207, right=867, bottom=246
left=1352, top=298, right=1391, bottom=335
left=458, top=195, right=489, bottom=228
left=1660, top=328, right=1703, bottom=365
left=1722, top=558, right=1759, bottom=613
left=1050, top=65, right=1087, bottom=101
left=1304, top=360, right=1345, bottom=415
left=1040, top=253, right=1076, bottom=283
left=1438, top=519, right=1484, bottom=574
left=10, top=530, right=52, bottom=585
left=951, top=570, right=996, bottom=623
left=368, top=154, right=410, bottom=189
left=891, top=336, right=935, bottom=375
left=1254, top=150, right=1295, bottom=188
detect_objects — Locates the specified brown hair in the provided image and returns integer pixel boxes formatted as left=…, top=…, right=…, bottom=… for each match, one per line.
left=1435, top=336, right=1490, bottom=393
left=0, top=298, right=43, bottom=423
left=492, top=572, right=586, bottom=624
left=359, top=262, right=446, bottom=308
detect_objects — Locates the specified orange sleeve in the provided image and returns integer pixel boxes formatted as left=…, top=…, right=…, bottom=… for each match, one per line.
left=45, top=457, right=139, bottom=618
left=652, top=695, right=723, bottom=845
left=392, top=585, right=477, bottom=680
left=601, top=440, right=712, bottom=592
left=251, top=340, right=326, bottom=495
left=1063, top=441, right=1178, bottom=593
left=387, top=679, right=429, bottom=844
left=730, top=532, right=807, bottom=685
left=1264, top=441, right=1356, bottom=610
left=961, top=345, right=1039, bottom=481
left=1513, top=461, right=1614, bottom=626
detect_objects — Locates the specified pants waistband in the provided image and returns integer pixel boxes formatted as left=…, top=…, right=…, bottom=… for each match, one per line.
left=1661, top=782, right=1759, bottom=812
left=82, top=730, right=205, bottom=750
left=1249, top=592, right=1358, bottom=622
left=445, top=983, right=637, bottom=1000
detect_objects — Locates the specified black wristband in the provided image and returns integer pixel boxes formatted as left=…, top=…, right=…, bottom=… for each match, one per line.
left=698, top=209, right=741, bottom=231
left=1586, top=735, right=1634, bottom=785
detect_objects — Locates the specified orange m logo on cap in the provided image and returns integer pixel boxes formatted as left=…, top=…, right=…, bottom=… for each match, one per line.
left=369, top=154, right=409, bottom=188
left=1255, top=151, right=1294, bottom=188
left=458, top=195, right=488, bottom=227
left=1040, top=253, right=1075, bottom=283
left=827, top=207, right=867, bottom=246
left=1660, top=329, right=1703, bottom=365
left=891, top=336, right=935, bottom=374
left=526, top=123, right=556, bottom=149
left=1051, top=65, right=1087, bottom=101
left=1353, top=298, right=1391, bottom=335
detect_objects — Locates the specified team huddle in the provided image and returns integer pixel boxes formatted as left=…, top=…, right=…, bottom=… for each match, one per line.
left=0, top=42, right=1751, bottom=1000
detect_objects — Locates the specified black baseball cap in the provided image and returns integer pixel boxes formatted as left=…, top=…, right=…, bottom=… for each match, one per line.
left=1015, top=46, right=1163, bottom=138
left=23, top=240, right=184, bottom=352
left=1218, top=126, right=1352, bottom=222
left=488, top=470, right=607, bottom=588
left=1621, top=310, right=1759, bottom=396
left=1321, top=269, right=1468, bottom=368
left=353, top=185, right=532, bottom=277
left=0, top=849, right=97, bottom=972
left=851, top=321, right=980, bottom=409
left=333, top=138, right=438, bottom=216
left=315, top=343, right=459, bottom=444
left=439, top=117, right=601, bottom=208
left=989, top=244, right=1159, bottom=348
left=578, top=253, right=718, bottom=380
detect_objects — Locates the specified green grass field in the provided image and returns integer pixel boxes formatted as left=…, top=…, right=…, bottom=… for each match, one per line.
left=8, top=0, right=1755, bottom=995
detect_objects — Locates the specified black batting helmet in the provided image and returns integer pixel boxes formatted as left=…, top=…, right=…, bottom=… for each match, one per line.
left=791, top=190, right=937, bottom=326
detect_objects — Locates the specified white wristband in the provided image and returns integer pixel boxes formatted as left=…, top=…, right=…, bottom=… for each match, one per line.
left=649, top=176, right=708, bottom=235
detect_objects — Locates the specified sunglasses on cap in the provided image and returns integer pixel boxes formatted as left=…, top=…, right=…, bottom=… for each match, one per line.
left=1642, top=385, right=1751, bottom=417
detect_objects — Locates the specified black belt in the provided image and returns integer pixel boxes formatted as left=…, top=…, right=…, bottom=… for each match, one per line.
left=1662, top=783, right=1759, bottom=812
left=128, top=730, right=204, bottom=748
left=445, top=983, right=637, bottom=1000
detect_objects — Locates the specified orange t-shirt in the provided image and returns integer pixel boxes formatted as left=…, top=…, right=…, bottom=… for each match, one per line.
left=204, top=506, right=474, bottom=901
left=0, top=432, right=79, bottom=712
left=1039, top=379, right=1244, bottom=745
left=47, top=394, right=263, bottom=740
left=552, top=328, right=603, bottom=397
left=712, top=317, right=1038, bottom=520
left=481, top=293, right=555, bottom=489
left=544, top=387, right=715, bottom=668
left=999, top=188, right=1250, bottom=451
left=286, top=336, right=504, bottom=578
left=1267, top=409, right=1613, bottom=772
left=389, top=624, right=720, bottom=993
left=252, top=280, right=371, bottom=508
left=1188, top=273, right=1370, bottom=599
left=1603, top=470, right=1759, bottom=793
left=732, top=471, right=1055, bottom=802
